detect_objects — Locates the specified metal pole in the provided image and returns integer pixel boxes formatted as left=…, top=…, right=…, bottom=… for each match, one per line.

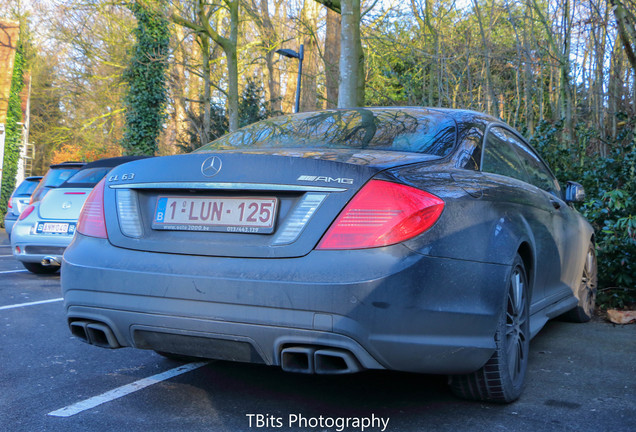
left=294, top=44, right=304, bottom=113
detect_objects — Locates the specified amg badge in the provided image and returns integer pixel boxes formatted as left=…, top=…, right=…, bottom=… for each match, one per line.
left=297, top=175, right=354, bottom=184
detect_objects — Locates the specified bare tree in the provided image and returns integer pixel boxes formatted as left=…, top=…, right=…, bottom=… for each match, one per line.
left=171, top=0, right=240, bottom=132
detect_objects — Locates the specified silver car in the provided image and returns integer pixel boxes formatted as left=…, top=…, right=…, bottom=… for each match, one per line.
left=11, top=157, right=146, bottom=273
left=3, top=176, right=42, bottom=239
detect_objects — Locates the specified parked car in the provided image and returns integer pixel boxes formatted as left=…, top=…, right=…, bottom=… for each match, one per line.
left=3, top=176, right=42, bottom=239
left=28, top=161, right=86, bottom=205
left=61, top=108, right=596, bottom=403
left=11, top=156, right=147, bottom=274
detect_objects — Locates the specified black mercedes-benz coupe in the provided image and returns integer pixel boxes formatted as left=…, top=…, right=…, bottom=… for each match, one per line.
left=61, top=108, right=596, bottom=403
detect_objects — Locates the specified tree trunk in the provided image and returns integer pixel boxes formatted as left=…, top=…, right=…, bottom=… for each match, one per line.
left=325, top=8, right=341, bottom=108
left=472, top=0, right=498, bottom=116
left=167, top=24, right=188, bottom=153
left=282, top=64, right=298, bottom=114
left=300, top=0, right=320, bottom=112
left=338, top=0, right=360, bottom=108
left=252, top=0, right=281, bottom=112
left=356, top=24, right=365, bottom=107
left=225, top=0, right=239, bottom=131
left=201, top=35, right=211, bottom=144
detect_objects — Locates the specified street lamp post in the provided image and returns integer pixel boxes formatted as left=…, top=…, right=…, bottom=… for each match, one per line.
left=275, top=45, right=304, bottom=113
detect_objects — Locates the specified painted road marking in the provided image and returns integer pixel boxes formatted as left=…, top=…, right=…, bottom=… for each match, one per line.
left=0, top=255, right=15, bottom=258
left=0, top=269, right=28, bottom=274
left=48, top=362, right=208, bottom=417
left=0, top=298, right=63, bottom=310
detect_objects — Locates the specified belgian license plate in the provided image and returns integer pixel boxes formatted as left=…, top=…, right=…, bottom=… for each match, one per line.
left=153, top=196, right=278, bottom=234
left=37, top=222, right=75, bottom=234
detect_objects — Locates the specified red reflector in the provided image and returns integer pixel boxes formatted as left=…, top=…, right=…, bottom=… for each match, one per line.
left=64, top=192, right=86, bottom=195
left=7, top=199, right=12, bottom=209
left=316, top=179, right=444, bottom=250
left=77, top=179, right=107, bottom=239
left=19, top=205, right=35, bottom=221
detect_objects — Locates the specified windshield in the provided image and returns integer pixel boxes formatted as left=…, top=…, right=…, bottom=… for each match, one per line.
left=198, top=109, right=457, bottom=157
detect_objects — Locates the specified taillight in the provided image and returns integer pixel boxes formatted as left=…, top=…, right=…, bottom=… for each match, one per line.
left=316, top=179, right=444, bottom=250
left=77, top=178, right=107, bottom=239
left=7, top=199, right=12, bottom=209
left=19, top=205, right=35, bottom=220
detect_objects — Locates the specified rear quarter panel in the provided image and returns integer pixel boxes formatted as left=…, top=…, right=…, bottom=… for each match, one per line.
left=385, top=164, right=564, bottom=310
left=388, top=166, right=538, bottom=266
left=386, top=162, right=593, bottom=314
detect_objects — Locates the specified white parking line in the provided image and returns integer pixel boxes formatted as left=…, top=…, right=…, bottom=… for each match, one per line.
left=0, top=298, right=63, bottom=310
left=0, top=269, right=28, bottom=274
left=0, top=255, right=15, bottom=258
left=48, top=362, right=208, bottom=417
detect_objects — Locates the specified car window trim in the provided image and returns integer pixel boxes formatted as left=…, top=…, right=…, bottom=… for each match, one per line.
left=480, top=124, right=530, bottom=183
left=481, top=123, right=562, bottom=196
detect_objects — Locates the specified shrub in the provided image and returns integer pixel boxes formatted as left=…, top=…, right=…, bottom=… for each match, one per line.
left=531, top=118, right=636, bottom=309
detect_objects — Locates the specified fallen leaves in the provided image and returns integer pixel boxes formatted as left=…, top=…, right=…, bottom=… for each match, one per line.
left=606, top=309, right=636, bottom=324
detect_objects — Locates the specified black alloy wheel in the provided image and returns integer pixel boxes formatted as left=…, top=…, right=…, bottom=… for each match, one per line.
left=563, top=243, right=597, bottom=323
left=450, top=254, right=530, bottom=403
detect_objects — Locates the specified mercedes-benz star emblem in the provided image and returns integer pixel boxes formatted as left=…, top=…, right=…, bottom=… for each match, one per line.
left=201, top=156, right=222, bottom=177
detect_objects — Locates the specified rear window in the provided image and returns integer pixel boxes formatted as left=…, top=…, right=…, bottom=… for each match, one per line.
left=198, top=109, right=457, bottom=157
left=42, top=167, right=82, bottom=187
left=13, top=179, right=40, bottom=196
left=62, top=167, right=110, bottom=186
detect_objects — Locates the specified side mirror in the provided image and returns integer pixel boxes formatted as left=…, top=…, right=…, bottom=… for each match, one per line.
left=565, top=181, right=586, bottom=203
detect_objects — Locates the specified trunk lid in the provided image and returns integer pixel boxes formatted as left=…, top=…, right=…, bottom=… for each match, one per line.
left=38, top=188, right=91, bottom=220
left=104, top=150, right=437, bottom=258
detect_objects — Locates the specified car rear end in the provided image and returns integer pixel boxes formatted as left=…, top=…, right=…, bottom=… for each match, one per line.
left=12, top=157, right=146, bottom=271
left=4, top=176, right=42, bottom=237
left=29, top=162, right=85, bottom=204
left=61, top=109, right=509, bottom=375
left=11, top=186, right=92, bottom=267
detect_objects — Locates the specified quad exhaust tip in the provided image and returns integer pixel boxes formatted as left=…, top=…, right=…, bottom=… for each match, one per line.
left=281, top=346, right=361, bottom=374
left=41, top=256, right=61, bottom=267
left=69, top=320, right=120, bottom=349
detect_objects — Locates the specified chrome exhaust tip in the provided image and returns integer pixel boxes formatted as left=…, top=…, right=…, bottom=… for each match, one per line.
left=41, top=256, right=61, bottom=267
left=314, top=349, right=362, bottom=374
left=281, top=347, right=316, bottom=373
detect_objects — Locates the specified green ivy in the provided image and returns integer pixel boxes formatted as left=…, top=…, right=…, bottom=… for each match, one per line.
left=0, top=43, right=25, bottom=226
left=121, top=0, right=170, bottom=156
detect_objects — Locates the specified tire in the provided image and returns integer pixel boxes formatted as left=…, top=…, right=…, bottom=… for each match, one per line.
left=562, top=243, right=597, bottom=323
left=450, top=254, right=530, bottom=403
left=22, top=261, right=60, bottom=274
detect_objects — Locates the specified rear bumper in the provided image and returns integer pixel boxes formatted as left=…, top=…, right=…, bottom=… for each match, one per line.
left=11, top=220, right=73, bottom=263
left=62, top=235, right=510, bottom=374
left=4, top=214, right=17, bottom=235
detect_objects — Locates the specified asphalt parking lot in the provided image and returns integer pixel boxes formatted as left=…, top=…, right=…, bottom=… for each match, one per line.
left=1, top=231, right=635, bottom=432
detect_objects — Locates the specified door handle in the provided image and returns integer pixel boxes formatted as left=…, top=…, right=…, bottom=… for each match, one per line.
left=550, top=199, right=561, bottom=210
